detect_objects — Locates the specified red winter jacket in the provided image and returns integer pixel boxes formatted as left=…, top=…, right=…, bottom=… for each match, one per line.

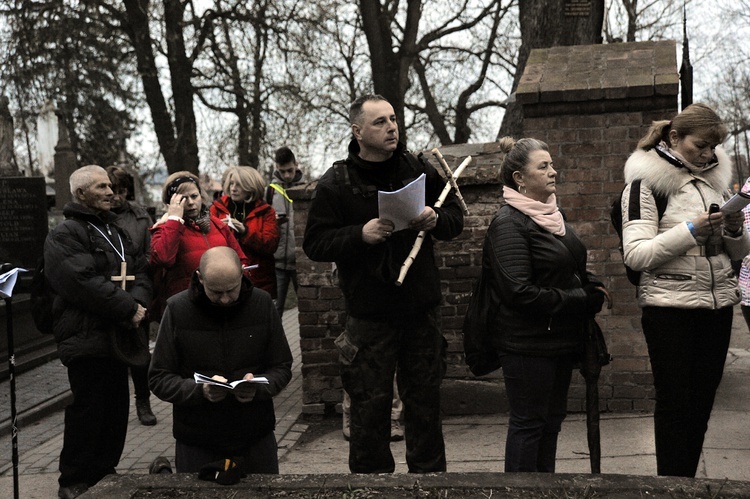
left=211, top=196, right=280, bottom=297
left=149, top=215, right=249, bottom=319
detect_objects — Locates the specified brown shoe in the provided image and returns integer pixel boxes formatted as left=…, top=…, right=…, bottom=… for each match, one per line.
left=149, top=456, right=173, bottom=474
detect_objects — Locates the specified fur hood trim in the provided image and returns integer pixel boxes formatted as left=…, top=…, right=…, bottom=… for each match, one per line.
left=623, top=146, right=733, bottom=197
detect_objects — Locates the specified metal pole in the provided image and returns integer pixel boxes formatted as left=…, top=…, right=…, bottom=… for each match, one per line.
left=5, top=295, right=20, bottom=499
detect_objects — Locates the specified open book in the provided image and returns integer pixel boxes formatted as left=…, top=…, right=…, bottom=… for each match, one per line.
left=194, top=372, right=269, bottom=389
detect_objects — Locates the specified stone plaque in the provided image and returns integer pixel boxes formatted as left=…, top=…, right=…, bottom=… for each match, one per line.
left=564, top=0, right=591, bottom=17
left=0, top=176, right=48, bottom=270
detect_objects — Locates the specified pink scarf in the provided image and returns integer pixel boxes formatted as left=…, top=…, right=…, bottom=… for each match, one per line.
left=503, top=186, right=566, bottom=236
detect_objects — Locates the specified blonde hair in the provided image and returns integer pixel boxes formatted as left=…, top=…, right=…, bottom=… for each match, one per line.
left=637, top=103, right=728, bottom=151
left=222, top=166, right=266, bottom=203
left=497, top=136, right=549, bottom=190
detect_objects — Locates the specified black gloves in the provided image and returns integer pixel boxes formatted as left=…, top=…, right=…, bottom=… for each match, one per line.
left=584, top=283, right=605, bottom=315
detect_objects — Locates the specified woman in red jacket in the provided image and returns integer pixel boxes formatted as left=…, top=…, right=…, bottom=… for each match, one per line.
left=211, top=166, right=280, bottom=297
left=150, top=171, right=249, bottom=319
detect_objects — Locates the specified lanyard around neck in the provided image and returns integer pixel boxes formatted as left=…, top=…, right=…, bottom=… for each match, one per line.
left=87, top=222, right=126, bottom=262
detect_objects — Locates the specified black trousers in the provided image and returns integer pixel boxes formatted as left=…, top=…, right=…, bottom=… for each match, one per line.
left=130, top=353, right=151, bottom=400
left=501, top=353, right=574, bottom=472
left=175, top=431, right=279, bottom=474
left=339, top=307, right=446, bottom=473
left=641, top=306, right=732, bottom=477
left=58, top=357, right=129, bottom=487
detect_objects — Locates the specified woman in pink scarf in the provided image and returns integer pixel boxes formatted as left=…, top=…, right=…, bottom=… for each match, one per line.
left=482, top=136, right=607, bottom=472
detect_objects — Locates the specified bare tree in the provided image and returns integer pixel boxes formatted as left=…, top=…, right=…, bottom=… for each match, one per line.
left=604, top=0, right=691, bottom=43
left=357, top=0, right=516, bottom=146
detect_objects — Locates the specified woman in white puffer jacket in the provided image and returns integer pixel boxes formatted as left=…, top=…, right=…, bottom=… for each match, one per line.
left=620, top=103, right=750, bottom=478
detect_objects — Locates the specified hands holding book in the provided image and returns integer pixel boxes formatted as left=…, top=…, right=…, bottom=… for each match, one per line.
left=199, top=373, right=262, bottom=403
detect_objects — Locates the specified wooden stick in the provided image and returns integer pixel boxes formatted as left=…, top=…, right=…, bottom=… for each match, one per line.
left=395, top=155, right=473, bottom=286
left=432, top=148, right=470, bottom=215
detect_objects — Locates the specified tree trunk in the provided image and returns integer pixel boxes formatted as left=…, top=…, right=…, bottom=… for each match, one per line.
left=163, top=0, right=200, bottom=175
left=358, top=0, right=422, bottom=145
left=498, top=0, right=604, bottom=139
left=122, top=0, right=181, bottom=172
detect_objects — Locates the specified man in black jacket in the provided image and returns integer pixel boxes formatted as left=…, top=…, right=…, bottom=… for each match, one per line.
left=45, top=165, right=151, bottom=499
left=149, top=246, right=292, bottom=474
left=304, top=94, right=464, bottom=473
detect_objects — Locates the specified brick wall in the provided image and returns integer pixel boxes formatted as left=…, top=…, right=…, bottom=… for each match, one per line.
left=292, top=40, right=680, bottom=415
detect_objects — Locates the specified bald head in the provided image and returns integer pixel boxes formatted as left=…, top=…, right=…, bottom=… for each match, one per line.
left=198, top=247, right=243, bottom=305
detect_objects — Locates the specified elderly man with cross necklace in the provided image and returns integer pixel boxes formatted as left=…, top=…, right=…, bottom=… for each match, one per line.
left=43, top=165, right=152, bottom=499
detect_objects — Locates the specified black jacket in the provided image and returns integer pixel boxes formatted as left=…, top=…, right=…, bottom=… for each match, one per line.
left=303, top=140, right=464, bottom=319
left=44, top=202, right=152, bottom=365
left=149, top=274, right=293, bottom=454
left=485, top=204, right=599, bottom=356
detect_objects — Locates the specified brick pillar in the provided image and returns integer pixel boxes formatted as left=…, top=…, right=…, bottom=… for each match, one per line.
left=516, top=40, right=679, bottom=411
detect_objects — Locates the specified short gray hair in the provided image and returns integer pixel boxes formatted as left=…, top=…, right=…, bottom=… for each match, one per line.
left=69, top=165, right=107, bottom=196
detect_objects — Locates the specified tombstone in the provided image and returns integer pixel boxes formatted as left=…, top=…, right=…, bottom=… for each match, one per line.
left=0, top=95, right=15, bottom=177
left=36, top=100, right=58, bottom=179
left=54, top=113, right=78, bottom=210
left=0, top=176, right=48, bottom=270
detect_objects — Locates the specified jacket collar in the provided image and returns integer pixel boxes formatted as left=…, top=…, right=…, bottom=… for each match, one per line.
left=188, top=271, right=254, bottom=312
left=346, top=139, right=405, bottom=172
left=63, top=202, right=118, bottom=225
left=624, top=145, right=733, bottom=198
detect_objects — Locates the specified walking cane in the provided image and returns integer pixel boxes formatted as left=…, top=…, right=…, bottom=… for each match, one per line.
left=1, top=264, right=24, bottom=499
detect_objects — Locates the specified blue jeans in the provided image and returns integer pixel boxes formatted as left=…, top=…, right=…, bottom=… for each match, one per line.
left=641, top=306, right=732, bottom=477
left=275, top=268, right=297, bottom=317
left=500, top=353, right=574, bottom=472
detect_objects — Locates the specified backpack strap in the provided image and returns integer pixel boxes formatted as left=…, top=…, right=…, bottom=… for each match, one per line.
left=628, top=179, right=668, bottom=222
left=332, top=160, right=377, bottom=198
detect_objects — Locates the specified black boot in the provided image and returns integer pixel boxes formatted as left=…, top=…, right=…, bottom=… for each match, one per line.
left=136, top=398, right=157, bottom=426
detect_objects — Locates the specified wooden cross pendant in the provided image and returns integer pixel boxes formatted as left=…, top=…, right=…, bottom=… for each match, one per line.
left=111, top=261, right=135, bottom=290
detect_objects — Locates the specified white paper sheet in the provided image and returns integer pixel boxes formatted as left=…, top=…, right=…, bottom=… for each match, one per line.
left=0, top=267, right=27, bottom=299
left=377, top=173, right=425, bottom=232
left=720, top=192, right=750, bottom=214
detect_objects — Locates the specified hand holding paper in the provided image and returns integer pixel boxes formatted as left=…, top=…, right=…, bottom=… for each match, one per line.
left=378, top=174, right=425, bottom=232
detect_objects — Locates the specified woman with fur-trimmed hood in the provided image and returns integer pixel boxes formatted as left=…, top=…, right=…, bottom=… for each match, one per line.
left=620, top=103, right=750, bottom=478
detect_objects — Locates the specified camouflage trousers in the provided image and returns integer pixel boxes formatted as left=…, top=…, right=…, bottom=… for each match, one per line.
left=336, top=306, right=447, bottom=473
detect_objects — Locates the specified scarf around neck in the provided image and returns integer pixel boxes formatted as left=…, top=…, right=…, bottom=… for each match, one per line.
left=503, top=186, right=566, bottom=236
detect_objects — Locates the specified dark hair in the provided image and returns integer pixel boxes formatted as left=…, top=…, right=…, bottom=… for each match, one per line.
left=161, top=171, right=203, bottom=205
left=274, top=146, right=296, bottom=165
left=349, top=94, right=389, bottom=125
left=637, top=103, right=728, bottom=151
left=105, top=165, right=134, bottom=198
left=498, top=136, right=550, bottom=190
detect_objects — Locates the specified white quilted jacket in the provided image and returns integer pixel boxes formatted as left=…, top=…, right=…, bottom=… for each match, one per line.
left=621, top=145, right=750, bottom=309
